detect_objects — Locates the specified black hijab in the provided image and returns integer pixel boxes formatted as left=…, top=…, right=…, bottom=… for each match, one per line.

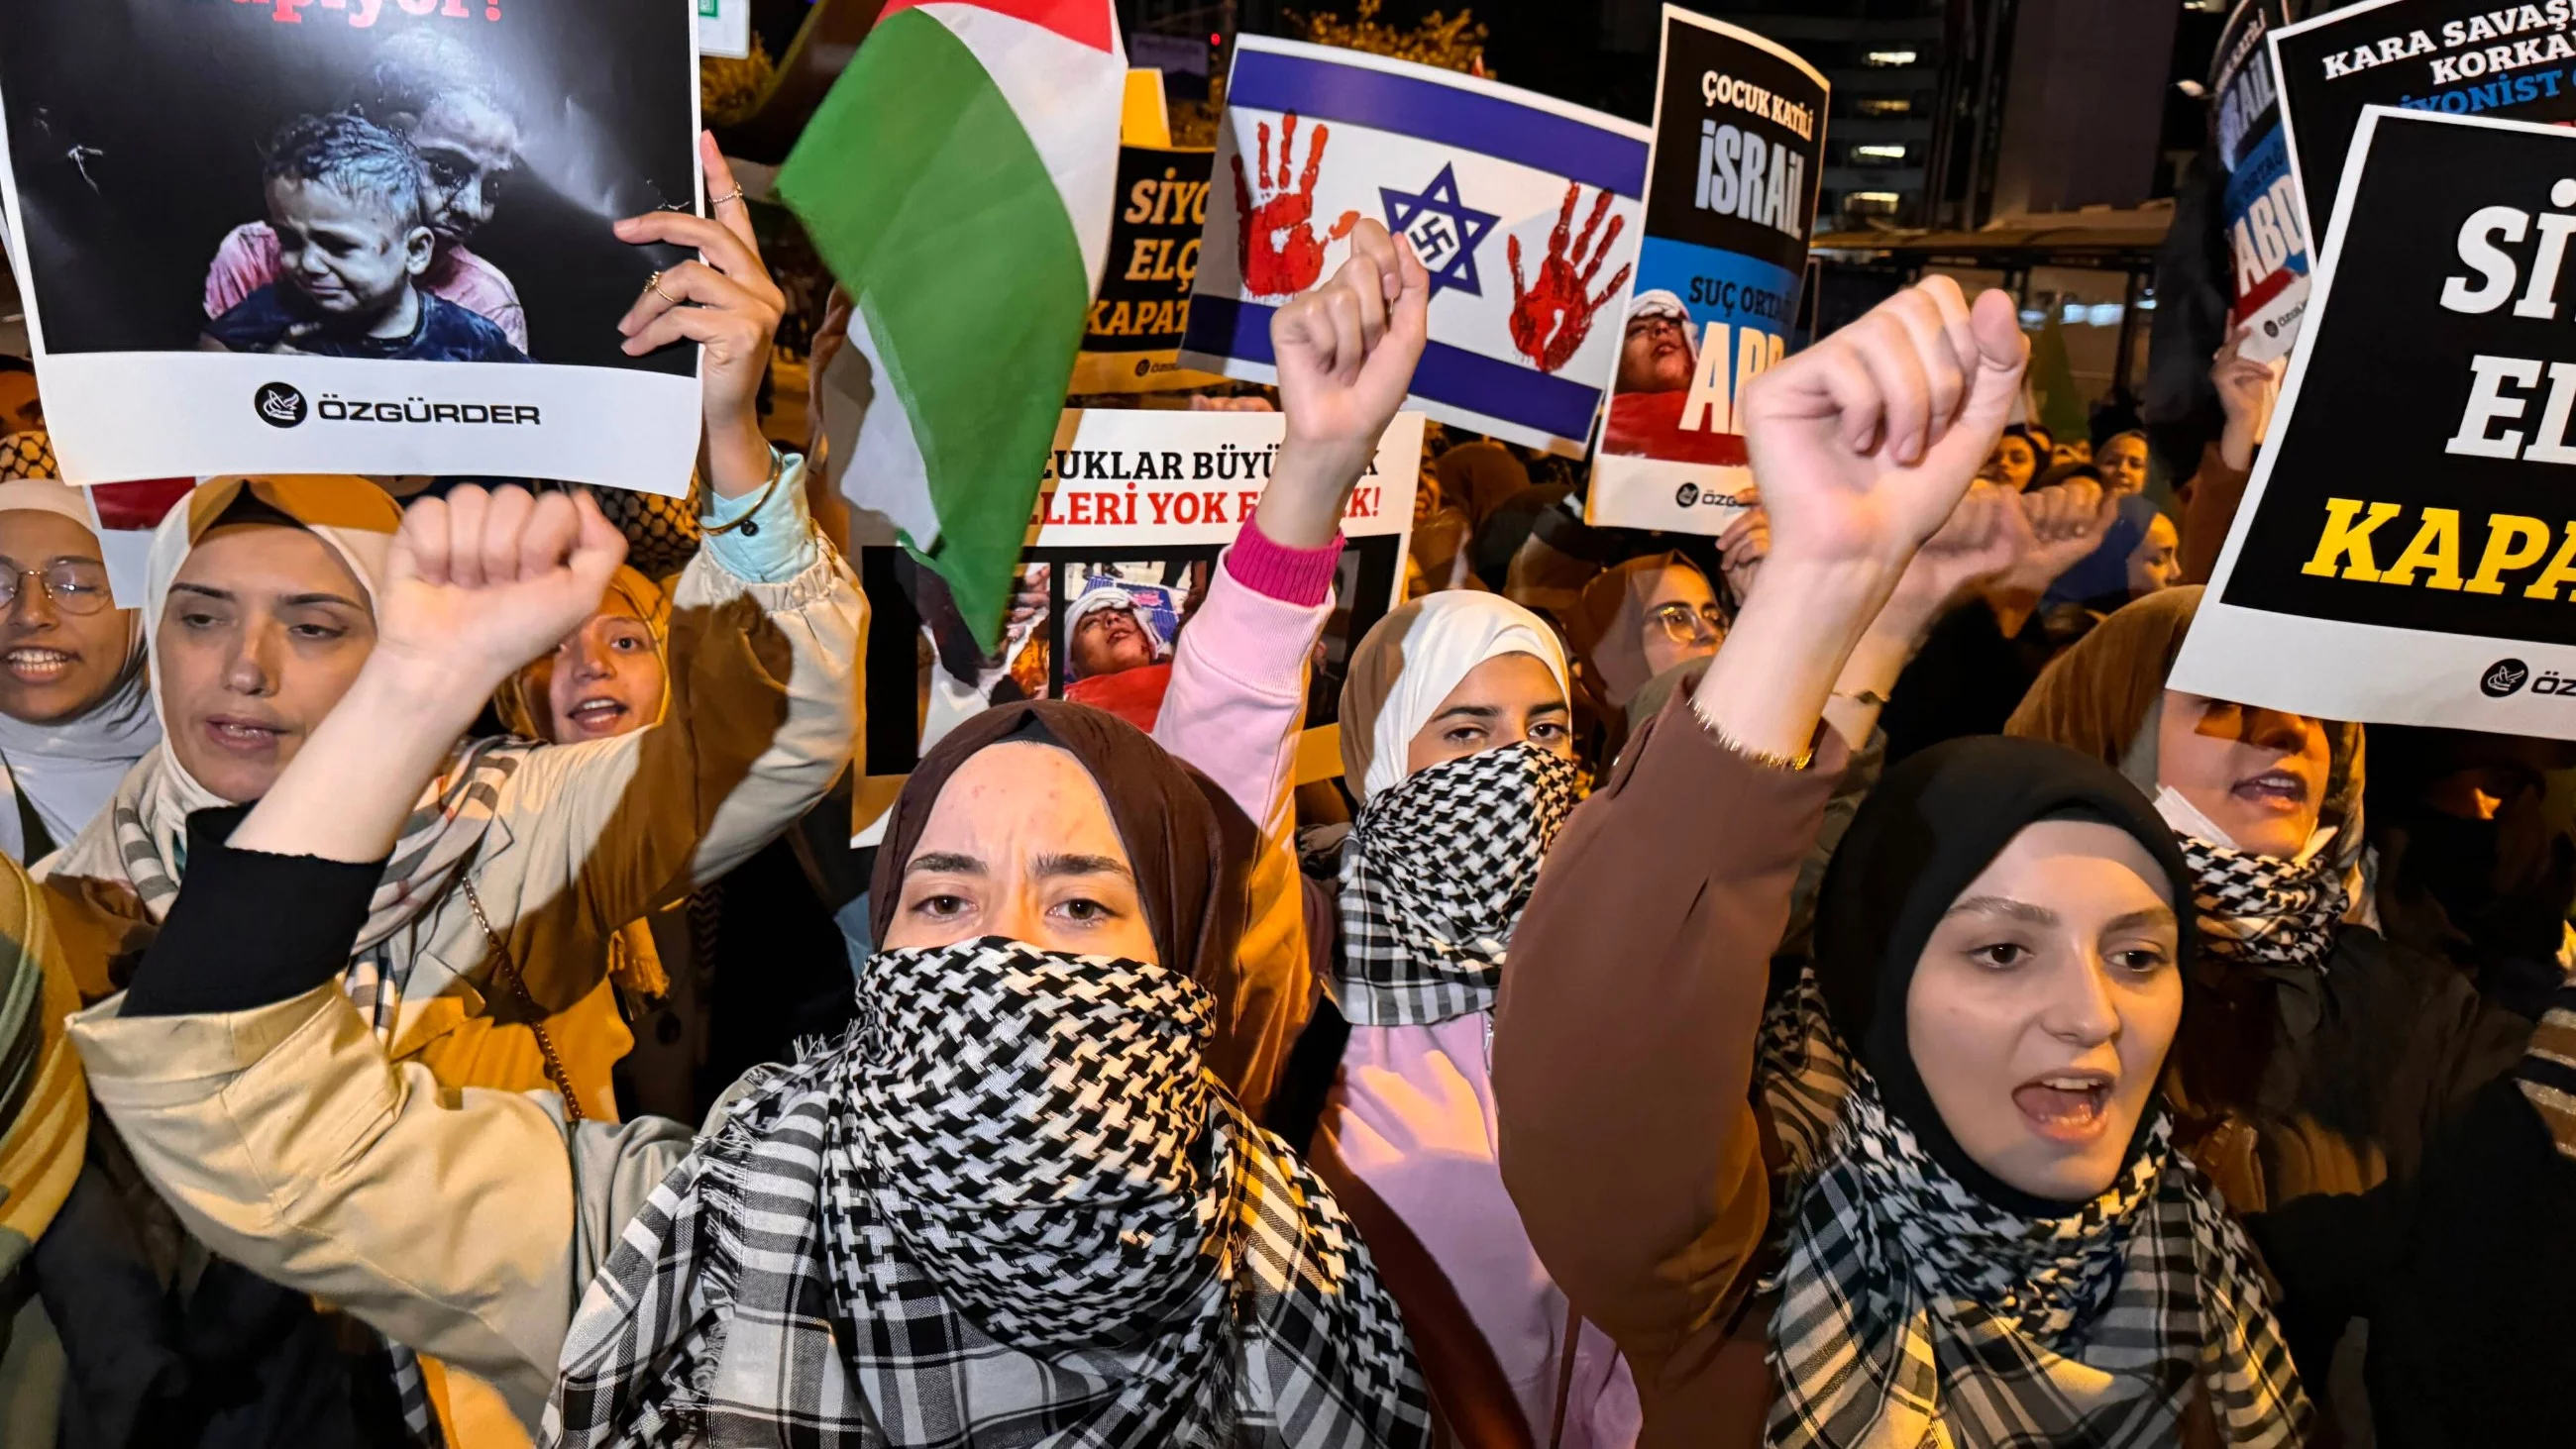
left=1810, top=735, right=2198, bottom=1212
left=867, top=700, right=1249, bottom=992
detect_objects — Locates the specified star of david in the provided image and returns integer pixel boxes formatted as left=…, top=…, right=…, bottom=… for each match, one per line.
left=1380, top=163, right=1499, bottom=298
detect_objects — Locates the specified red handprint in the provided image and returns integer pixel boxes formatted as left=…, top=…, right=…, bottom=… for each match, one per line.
left=1233, top=113, right=1360, bottom=299
left=1507, top=184, right=1632, bottom=373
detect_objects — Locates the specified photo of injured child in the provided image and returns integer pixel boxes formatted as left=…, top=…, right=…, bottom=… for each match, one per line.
left=203, top=32, right=528, bottom=358
left=1060, top=572, right=1190, bottom=731
left=199, top=111, right=526, bottom=363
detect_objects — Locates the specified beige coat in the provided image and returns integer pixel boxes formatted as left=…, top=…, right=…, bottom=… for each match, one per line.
left=70, top=982, right=708, bottom=1431
left=45, top=536, right=867, bottom=1119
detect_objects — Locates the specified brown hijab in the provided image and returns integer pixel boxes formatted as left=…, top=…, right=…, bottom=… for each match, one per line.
left=1563, top=552, right=1709, bottom=710
left=2004, top=585, right=2366, bottom=830
left=1433, top=439, right=1530, bottom=531
left=867, top=700, right=1248, bottom=992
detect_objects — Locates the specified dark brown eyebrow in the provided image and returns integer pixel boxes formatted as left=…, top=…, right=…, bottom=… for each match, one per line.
left=1033, top=852, right=1133, bottom=881
left=1432, top=703, right=1502, bottom=724
left=2104, top=905, right=2180, bottom=935
left=1943, top=895, right=2057, bottom=926
left=167, top=580, right=367, bottom=612
left=905, top=851, right=985, bottom=877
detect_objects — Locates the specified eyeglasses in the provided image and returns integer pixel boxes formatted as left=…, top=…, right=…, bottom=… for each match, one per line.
left=0, top=563, right=112, bottom=616
left=1648, top=600, right=1726, bottom=645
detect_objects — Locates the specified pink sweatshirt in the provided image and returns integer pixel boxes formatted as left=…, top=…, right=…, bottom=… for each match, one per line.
left=1154, top=520, right=1638, bottom=1449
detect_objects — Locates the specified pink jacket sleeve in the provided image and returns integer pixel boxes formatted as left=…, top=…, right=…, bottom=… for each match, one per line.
left=1153, top=531, right=1338, bottom=1114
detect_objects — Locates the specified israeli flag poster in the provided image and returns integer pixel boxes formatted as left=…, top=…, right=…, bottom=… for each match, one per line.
left=1178, top=37, right=1651, bottom=457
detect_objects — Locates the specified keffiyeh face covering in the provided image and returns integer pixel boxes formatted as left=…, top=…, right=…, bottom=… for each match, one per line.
left=548, top=937, right=1429, bottom=1449
left=1335, top=743, right=1580, bottom=1027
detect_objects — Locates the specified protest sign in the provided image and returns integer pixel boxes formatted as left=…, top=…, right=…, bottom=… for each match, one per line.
left=1177, top=37, right=1651, bottom=456
left=853, top=408, right=1425, bottom=830
left=2273, top=0, right=2576, bottom=244
left=1072, top=146, right=1227, bottom=394
left=699, top=0, right=752, bottom=61
left=1585, top=8, right=1824, bottom=534
left=2214, top=0, right=2312, bottom=362
left=0, top=0, right=703, bottom=492
left=2174, top=108, right=2576, bottom=738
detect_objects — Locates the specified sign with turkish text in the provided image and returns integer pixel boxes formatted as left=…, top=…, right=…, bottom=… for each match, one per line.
left=1072, top=146, right=1226, bottom=393
left=2215, top=0, right=2312, bottom=362
left=2272, top=0, right=2576, bottom=245
left=0, top=0, right=704, bottom=490
left=2176, top=108, right=2576, bottom=737
left=853, top=408, right=1425, bottom=816
left=1178, top=36, right=1651, bottom=456
left=1586, top=6, right=1824, bottom=534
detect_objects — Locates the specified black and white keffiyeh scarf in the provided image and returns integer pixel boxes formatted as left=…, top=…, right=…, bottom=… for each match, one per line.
left=1757, top=973, right=2310, bottom=1448
left=2175, top=832, right=2346, bottom=975
left=1333, top=743, right=1579, bottom=1027
left=545, top=937, right=1430, bottom=1449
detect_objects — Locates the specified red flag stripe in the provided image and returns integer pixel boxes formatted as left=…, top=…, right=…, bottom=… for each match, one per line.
left=877, top=0, right=1114, bottom=52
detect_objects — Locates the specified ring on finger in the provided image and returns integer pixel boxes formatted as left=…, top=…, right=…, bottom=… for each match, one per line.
left=711, top=185, right=746, bottom=209
left=645, top=269, right=680, bottom=305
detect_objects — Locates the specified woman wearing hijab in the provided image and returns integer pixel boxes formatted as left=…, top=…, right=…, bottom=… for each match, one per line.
left=1495, top=276, right=2311, bottom=1445
left=65, top=289, right=1435, bottom=1446
left=2004, top=587, right=2576, bottom=1443
left=0, top=467, right=160, bottom=863
left=490, top=568, right=722, bottom=1125
left=1437, top=439, right=1534, bottom=537
left=2095, top=428, right=2151, bottom=497
left=1561, top=552, right=1725, bottom=762
left=40, top=145, right=859, bottom=1128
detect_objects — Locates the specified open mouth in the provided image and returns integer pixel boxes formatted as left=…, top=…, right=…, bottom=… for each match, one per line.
left=202, top=715, right=287, bottom=755
left=2232, top=769, right=2310, bottom=812
left=2012, top=1070, right=2115, bottom=1144
left=566, top=697, right=630, bottom=734
left=4, top=647, right=75, bottom=683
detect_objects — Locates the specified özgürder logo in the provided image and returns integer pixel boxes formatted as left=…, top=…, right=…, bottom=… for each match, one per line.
left=254, top=381, right=307, bottom=429
left=1674, top=481, right=1700, bottom=508
left=2483, top=658, right=2531, bottom=698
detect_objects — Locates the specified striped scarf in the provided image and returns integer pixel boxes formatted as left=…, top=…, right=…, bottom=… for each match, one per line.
left=54, top=736, right=526, bottom=1036
left=1758, top=972, right=2312, bottom=1447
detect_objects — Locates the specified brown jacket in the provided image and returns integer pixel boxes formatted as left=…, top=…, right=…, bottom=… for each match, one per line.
left=1491, top=691, right=1839, bottom=1445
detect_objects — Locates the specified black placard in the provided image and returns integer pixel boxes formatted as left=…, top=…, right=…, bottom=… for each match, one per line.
left=2274, top=0, right=2576, bottom=242
left=2218, top=109, right=2576, bottom=648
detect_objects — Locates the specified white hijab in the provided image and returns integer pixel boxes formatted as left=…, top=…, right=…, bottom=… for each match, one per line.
left=1339, top=591, right=1569, bottom=801
left=0, top=477, right=158, bottom=862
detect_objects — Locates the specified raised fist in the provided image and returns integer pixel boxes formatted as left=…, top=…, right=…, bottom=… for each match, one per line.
left=377, top=486, right=629, bottom=701
left=1507, top=183, right=1632, bottom=374
left=1740, top=276, right=2027, bottom=576
left=1269, top=221, right=1432, bottom=510
left=1234, top=114, right=1361, bottom=299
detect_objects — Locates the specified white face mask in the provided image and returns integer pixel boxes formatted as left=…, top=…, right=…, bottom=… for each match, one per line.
left=2152, top=783, right=2338, bottom=865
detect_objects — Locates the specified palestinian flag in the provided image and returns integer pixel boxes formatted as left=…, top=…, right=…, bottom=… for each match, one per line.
left=780, top=0, right=1124, bottom=648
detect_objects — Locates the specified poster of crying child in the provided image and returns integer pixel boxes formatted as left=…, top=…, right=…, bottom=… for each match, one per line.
left=853, top=408, right=1426, bottom=840
left=0, top=0, right=702, bottom=492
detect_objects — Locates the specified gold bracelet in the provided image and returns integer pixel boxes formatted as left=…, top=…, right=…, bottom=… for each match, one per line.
left=699, top=447, right=787, bottom=537
left=1690, top=693, right=1815, bottom=772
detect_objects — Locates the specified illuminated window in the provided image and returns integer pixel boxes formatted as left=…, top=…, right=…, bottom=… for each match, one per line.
left=1857, top=97, right=1913, bottom=116
left=1865, top=50, right=1918, bottom=66
left=1853, top=144, right=1907, bottom=162
left=1845, top=191, right=1902, bottom=217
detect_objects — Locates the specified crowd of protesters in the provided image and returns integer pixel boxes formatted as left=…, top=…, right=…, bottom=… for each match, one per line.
left=0, top=110, right=2563, bottom=1449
